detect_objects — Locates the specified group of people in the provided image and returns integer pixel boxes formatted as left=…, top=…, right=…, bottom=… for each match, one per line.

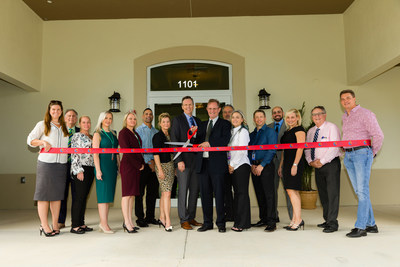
left=27, top=89, right=383, bottom=238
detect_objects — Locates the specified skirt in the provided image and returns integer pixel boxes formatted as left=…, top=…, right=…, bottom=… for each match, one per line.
left=155, top=160, right=175, bottom=192
left=34, top=160, right=67, bottom=201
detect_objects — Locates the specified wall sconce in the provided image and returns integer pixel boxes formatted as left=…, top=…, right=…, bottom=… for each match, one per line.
left=258, top=88, right=271, bottom=109
left=109, top=91, right=121, bottom=112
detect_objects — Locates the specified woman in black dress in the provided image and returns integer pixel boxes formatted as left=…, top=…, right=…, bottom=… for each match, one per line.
left=278, top=108, right=306, bottom=231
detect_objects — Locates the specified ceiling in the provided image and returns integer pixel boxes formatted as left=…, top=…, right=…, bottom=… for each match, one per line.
left=23, top=0, right=355, bottom=21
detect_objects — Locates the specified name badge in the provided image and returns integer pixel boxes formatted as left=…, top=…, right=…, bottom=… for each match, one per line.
left=252, top=152, right=256, bottom=161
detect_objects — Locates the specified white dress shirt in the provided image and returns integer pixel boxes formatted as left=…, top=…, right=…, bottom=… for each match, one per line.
left=203, top=117, right=219, bottom=158
left=27, top=121, right=69, bottom=163
left=304, top=121, right=342, bottom=165
left=228, top=126, right=250, bottom=170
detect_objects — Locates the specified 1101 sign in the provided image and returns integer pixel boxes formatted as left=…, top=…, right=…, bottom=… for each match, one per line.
left=178, top=80, right=198, bottom=89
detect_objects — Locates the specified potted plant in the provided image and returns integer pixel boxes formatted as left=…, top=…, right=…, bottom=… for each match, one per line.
left=298, top=102, right=318, bottom=209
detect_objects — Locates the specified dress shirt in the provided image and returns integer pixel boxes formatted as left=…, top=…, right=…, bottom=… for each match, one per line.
left=184, top=113, right=198, bottom=127
left=228, top=126, right=251, bottom=170
left=305, top=121, right=342, bottom=165
left=70, top=132, right=94, bottom=175
left=342, top=105, right=384, bottom=155
left=274, top=119, right=284, bottom=133
left=248, top=124, right=277, bottom=167
left=27, top=121, right=69, bottom=163
left=203, top=117, right=219, bottom=158
left=136, top=123, right=159, bottom=163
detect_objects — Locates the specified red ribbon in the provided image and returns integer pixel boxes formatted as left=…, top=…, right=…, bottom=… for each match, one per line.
left=40, top=140, right=371, bottom=154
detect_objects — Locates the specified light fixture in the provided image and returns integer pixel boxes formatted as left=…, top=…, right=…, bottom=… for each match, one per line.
left=109, top=91, right=121, bottom=112
left=258, top=88, right=271, bottom=110
left=47, top=0, right=53, bottom=3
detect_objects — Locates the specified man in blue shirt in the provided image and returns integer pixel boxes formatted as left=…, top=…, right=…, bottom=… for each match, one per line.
left=249, top=109, right=277, bottom=231
left=135, top=108, right=159, bottom=227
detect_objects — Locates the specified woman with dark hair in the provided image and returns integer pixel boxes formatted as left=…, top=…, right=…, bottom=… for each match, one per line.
left=118, top=111, right=144, bottom=233
left=93, top=111, right=119, bottom=234
left=27, top=100, right=69, bottom=237
left=70, top=116, right=95, bottom=234
left=228, top=110, right=251, bottom=232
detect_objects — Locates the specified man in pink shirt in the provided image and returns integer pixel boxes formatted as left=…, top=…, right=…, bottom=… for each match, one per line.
left=340, top=89, right=384, bottom=238
left=305, top=106, right=342, bottom=233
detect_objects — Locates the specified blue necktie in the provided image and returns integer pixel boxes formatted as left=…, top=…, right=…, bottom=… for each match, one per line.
left=189, top=116, right=195, bottom=127
left=311, top=128, right=320, bottom=161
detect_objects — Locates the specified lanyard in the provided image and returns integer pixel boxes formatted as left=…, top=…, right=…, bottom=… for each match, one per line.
left=101, top=129, right=116, bottom=148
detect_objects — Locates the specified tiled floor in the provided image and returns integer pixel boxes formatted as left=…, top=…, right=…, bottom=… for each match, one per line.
left=1, top=205, right=399, bottom=267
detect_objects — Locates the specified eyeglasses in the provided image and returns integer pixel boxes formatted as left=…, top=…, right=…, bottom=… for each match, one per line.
left=311, top=112, right=326, bottom=117
left=50, top=100, right=62, bottom=105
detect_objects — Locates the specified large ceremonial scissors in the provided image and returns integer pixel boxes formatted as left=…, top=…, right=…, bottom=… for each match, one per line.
left=165, top=128, right=198, bottom=160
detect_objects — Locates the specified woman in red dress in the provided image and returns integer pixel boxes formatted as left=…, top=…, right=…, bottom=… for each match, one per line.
left=118, top=111, right=144, bottom=233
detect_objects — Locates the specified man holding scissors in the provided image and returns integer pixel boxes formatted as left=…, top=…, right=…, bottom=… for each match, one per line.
left=171, top=96, right=203, bottom=230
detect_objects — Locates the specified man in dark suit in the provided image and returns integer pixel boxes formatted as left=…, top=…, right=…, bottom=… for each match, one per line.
left=171, top=96, right=203, bottom=230
left=58, top=108, right=80, bottom=229
left=196, top=99, right=231, bottom=233
left=267, top=106, right=293, bottom=222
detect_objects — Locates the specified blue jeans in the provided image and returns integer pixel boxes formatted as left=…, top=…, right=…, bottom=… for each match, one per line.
left=344, top=147, right=375, bottom=229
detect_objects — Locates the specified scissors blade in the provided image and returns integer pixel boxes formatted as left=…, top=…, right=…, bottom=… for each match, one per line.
left=172, top=139, right=192, bottom=161
left=164, top=142, right=193, bottom=146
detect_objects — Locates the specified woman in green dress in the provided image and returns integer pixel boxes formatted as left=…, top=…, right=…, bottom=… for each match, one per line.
left=93, top=111, right=120, bottom=234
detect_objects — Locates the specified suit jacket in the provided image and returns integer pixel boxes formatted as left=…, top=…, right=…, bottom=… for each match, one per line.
left=267, top=121, right=286, bottom=163
left=195, top=118, right=231, bottom=175
left=170, top=113, right=202, bottom=167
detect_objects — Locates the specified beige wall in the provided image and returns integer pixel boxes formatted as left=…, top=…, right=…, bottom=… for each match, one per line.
left=0, top=0, right=42, bottom=91
left=344, top=0, right=400, bottom=85
left=0, top=11, right=399, bottom=209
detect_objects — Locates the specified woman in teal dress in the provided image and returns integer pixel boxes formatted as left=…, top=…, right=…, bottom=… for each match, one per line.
left=93, top=111, right=120, bottom=234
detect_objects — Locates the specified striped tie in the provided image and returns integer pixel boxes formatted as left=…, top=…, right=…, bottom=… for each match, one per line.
left=310, top=128, right=320, bottom=161
left=68, top=128, right=73, bottom=162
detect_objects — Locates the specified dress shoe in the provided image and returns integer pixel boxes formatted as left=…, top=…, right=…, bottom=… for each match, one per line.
left=189, top=219, right=202, bottom=226
left=323, top=226, right=338, bottom=233
left=39, top=226, right=55, bottom=237
left=264, top=225, right=277, bottom=232
left=346, top=228, right=367, bottom=238
left=366, top=225, right=379, bottom=233
left=165, top=226, right=173, bottom=232
left=70, top=227, right=85, bottom=234
left=287, top=220, right=305, bottom=231
left=145, top=218, right=160, bottom=225
left=181, top=221, right=193, bottom=230
left=251, top=220, right=267, bottom=227
left=218, top=227, right=226, bottom=233
left=136, top=219, right=149, bottom=227
left=80, top=226, right=93, bottom=232
left=317, top=222, right=327, bottom=228
left=197, top=225, right=213, bottom=232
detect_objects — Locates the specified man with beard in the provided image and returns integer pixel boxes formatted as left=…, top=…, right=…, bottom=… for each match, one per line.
left=268, top=106, right=293, bottom=223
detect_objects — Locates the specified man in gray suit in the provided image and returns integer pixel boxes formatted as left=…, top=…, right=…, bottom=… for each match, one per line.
left=268, top=106, right=293, bottom=222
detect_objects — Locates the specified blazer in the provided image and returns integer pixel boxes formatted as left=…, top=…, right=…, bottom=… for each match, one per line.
left=268, top=121, right=286, bottom=163
left=170, top=113, right=202, bottom=167
left=195, top=118, right=231, bottom=175
left=152, top=131, right=173, bottom=163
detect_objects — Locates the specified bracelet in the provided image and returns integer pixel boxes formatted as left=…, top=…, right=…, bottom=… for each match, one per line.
left=293, top=163, right=298, bottom=166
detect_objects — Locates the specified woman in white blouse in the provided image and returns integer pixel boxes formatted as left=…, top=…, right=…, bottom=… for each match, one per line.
left=27, top=100, right=69, bottom=237
left=70, top=116, right=95, bottom=234
left=228, top=110, right=251, bottom=232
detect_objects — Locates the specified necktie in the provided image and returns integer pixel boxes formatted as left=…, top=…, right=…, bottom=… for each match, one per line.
left=274, top=123, right=279, bottom=133
left=311, top=128, right=320, bottom=161
left=205, top=120, right=213, bottom=142
left=189, top=116, right=195, bottom=127
left=68, top=128, right=73, bottom=162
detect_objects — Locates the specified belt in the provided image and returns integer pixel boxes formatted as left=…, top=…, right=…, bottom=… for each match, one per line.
left=344, top=146, right=370, bottom=152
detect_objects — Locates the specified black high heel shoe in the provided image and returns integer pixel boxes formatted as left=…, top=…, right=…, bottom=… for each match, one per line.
left=286, top=220, right=305, bottom=231
left=123, top=223, right=138, bottom=233
left=40, top=226, right=55, bottom=237
left=165, top=226, right=173, bottom=232
left=158, top=220, right=166, bottom=229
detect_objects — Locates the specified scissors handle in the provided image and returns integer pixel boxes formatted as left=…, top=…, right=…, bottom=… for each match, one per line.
left=187, top=128, right=197, bottom=140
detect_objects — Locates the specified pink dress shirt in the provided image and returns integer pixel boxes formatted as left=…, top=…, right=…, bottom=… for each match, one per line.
left=305, top=121, right=342, bottom=165
left=342, top=105, right=384, bottom=155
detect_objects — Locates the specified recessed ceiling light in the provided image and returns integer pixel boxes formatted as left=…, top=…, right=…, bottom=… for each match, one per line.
left=47, top=0, right=53, bottom=3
